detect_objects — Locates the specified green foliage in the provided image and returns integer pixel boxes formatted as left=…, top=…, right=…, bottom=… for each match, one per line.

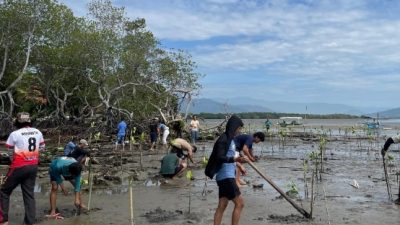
left=285, top=181, right=299, bottom=198
left=308, top=151, right=320, bottom=161
left=0, top=0, right=201, bottom=126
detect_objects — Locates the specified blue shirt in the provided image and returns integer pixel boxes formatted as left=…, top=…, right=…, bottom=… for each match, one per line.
left=64, top=141, right=76, bottom=156
left=117, top=121, right=127, bottom=136
left=234, top=134, right=253, bottom=151
left=49, top=157, right=82, bottom=192
left=216, top=140, right=237, bottom=181
left=158, top=123, right=169, bottom=131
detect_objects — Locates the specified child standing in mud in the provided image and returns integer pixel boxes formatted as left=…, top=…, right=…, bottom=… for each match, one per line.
left=205, top=115, right=249, bottom=225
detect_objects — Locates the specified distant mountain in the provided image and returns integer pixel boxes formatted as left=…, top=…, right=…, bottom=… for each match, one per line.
left=184, top=98, right=387, bottom=115
left=371, top=107, right=400, bottom=118
left=182, top=98, right=273, bottom=114
left=214, top=97, right=386, bottom=115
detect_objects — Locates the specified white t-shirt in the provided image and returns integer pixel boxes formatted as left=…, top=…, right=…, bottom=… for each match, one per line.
left=190, top=120, right=200, bottom=131
left=393, top=135, right=400, bottom=144
left=5, top=127, right=45, bottom=168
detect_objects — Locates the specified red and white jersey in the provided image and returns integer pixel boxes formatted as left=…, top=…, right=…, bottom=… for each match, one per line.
left=5, top=127, right=45, bottom=168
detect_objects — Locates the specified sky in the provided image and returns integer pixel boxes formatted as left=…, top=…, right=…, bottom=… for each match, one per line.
left=59, top=0, right=400, bottom=109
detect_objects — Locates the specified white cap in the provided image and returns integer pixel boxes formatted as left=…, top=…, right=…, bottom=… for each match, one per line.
left=79, top=139, right=89, bottom=146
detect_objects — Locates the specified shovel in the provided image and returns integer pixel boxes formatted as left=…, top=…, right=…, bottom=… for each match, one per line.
left=246, top=160, right=312, bottom=218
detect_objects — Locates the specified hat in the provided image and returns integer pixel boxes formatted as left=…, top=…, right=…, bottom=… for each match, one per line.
left=17, top=112, right=31, bottom=123
left=79, top=139, right=89, bottom=146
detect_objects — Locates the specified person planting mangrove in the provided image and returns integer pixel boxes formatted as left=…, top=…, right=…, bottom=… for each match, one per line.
left=63, top=137, right=77, bottom=156
left=381, top=134, right=400, bottom=204
left=149, top=118, right=159, bottom=151
left=67, top=139, right=90, bottom=164
left=48, top=157, right=85, bottom=219
left=158, top=121, right=170, bottom=149
left=234, top=132, right=265, bottom=186
left=160, top=150, right=186, bottom=179
left=1, top=112, right=45, bottom=225
left=170, top=138, right=197, bottom=164
left=205, top=115, right=249, bottom=225
left=169, top=114, right=184, bottom=138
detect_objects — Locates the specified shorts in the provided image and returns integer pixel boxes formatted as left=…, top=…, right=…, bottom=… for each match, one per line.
left=150, top=132, right=158, bottom=143
left=49, top=169, right=73, bottom=182
left=171, top=146, right=186, bottom=159
left=117, top=134, right=125, bottom=144
left=217, top=178, right=241, bottom=200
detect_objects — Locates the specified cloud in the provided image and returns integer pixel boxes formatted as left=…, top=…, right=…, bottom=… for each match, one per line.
left=58, top=0, right=400, bottom=107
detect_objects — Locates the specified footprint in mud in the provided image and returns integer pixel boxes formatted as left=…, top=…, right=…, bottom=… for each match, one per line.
left=142, top=207, right=182, bottom=223
left=142, top=207, right=204, bottom=224
left=39, top=207, right=102, bottom=222
left=267, top=214, right=310, bottom=224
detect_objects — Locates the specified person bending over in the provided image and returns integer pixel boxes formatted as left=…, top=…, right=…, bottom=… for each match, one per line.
left=160, top=151, right=186, bottom=179
left=48, top=157, right=85, bottom=219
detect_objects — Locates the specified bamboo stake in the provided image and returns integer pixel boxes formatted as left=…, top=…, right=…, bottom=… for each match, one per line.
left=383, top=156, right=393, bottom=200
left=129, top=178, right=135, bottom=225
left=322, top=184, right=331, bottom=225
left=310, top=169, right=315, bottom=218
left=121, top=143, right=124, bottom=172
left=247, top=160, right=311, bottom=218
left=87, top=161, right=93, bottom=211
left=139, top=143, right=143, bottom=171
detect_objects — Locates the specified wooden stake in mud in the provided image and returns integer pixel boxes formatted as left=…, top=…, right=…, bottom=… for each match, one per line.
left=129, top=177, right=135, bottom=225
left=247, top=160, right=312, bottom=218
left=87, top=160, right=94, bottom=211
left=382, top=156, right=393, bottom=200
left=121, top=142, right=125, bottom=172
left=310, top=168, right=315, bottom=218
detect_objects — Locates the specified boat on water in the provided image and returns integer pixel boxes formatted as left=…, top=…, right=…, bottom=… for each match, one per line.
left=278, top=117, right=303, bottom=127
left=363, top=121, right=380, bottom=129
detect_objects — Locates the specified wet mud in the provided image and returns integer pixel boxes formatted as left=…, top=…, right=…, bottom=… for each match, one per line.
left=1, top=119, right=400, bottom=225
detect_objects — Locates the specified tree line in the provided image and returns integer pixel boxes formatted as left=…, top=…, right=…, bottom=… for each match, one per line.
left=196, top=112, right=360, bottom=119
left=0, top=0, right=201, bottom=135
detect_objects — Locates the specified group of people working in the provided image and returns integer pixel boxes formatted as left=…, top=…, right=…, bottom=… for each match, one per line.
left=150, top=115, right=200, bottom=151
left=0, top=113, right=90, bottom=224
left=2, top=112, right=400, bottom=225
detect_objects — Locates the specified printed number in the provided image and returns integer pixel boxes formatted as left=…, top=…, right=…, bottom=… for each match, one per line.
left=28, top=137, right=36, bottom=151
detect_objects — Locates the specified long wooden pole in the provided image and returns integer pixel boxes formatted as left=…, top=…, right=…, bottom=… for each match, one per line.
left=247, top=160, right=311, bottom=218
left=87, top=161, right=93, bottom=211
left=129, top=178, right=135, bottom=225
left=382, top=156, right=392, bottom=200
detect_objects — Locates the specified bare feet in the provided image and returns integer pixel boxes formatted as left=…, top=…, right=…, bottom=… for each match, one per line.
left=45, top=213, right=64, bottom=220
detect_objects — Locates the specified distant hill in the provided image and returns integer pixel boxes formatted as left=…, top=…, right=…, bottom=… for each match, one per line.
left=371, top=107, right=400, bottom=118
left=182, top=98, right=273, bottom=114
left=183, top=98, right=387, bottom=115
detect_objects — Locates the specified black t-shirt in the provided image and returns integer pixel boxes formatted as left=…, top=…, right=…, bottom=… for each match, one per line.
left=67, top=147, right=89, bottom=161
left=149, top=123, right=158, bottom=133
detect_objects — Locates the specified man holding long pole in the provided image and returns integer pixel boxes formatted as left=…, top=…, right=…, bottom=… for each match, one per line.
left=205, top=115, right=248, bottom=225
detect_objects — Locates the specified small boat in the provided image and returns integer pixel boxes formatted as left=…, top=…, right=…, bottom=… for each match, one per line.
left=278, top=117, right=303, bottom=127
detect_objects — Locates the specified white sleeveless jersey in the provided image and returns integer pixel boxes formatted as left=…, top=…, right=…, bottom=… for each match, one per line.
left=393, top=135, right=400, bottom=144
left=5, top=127, right=45, bottom=168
